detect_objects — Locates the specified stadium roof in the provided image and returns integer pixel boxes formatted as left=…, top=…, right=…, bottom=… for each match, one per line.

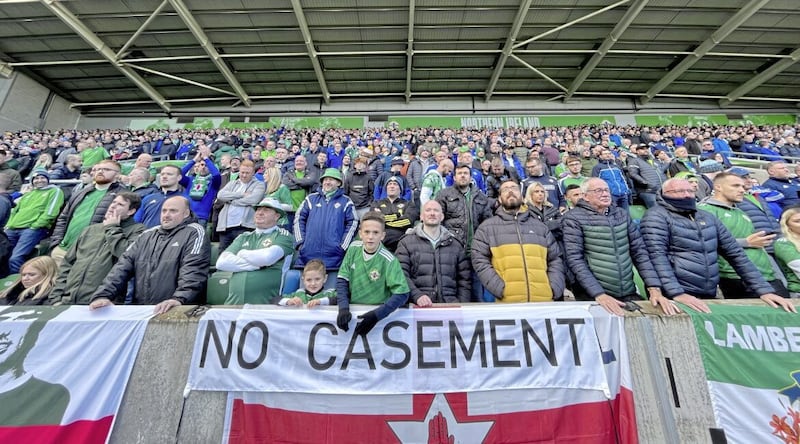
left=0, top=0, right=798, bottom=114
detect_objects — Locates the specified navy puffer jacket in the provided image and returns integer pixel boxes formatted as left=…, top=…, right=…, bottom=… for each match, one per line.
left=640, top=195, right=774, bottom=298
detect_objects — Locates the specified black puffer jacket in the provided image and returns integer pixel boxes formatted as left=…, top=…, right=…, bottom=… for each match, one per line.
left=91, top=217, right=210, bottom=305
left=395, top=224, right=471, bottom=303
left=50, top=182, right=128, bottom=248
left=640, top=194, right=774, bottom=298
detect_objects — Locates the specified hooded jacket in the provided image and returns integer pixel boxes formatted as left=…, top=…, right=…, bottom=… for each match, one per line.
left=294, top=187, right=357, bottom=269
left=5, top=185, right=64, bottom=230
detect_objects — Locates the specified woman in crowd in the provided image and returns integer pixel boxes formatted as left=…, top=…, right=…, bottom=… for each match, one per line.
left=524, top=181, right=562, bottom=239
left=262, top=166, right=295, bottom=228
left=0, top=256, right=58, bottom=306
left=775, top=207, right=800, bottom=297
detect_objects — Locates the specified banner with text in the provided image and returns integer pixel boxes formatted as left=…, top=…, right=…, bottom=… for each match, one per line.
left=187, top=304, right=609, bottom=395
left=688, top=304, right=800, bottom=444
left=189, top=304, right=637, bottom=443
left=0, top=306, right=152, bottom=443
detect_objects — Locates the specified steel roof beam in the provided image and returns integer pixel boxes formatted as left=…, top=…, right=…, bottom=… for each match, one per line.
left=125, top=63, right=237, bottom=96
left=38, top=0, right=171, bottom=113
left=565, top=0, right=649, bottom=101
left=512, top=0, right=631, bottom=49
left=484, top=0, right=532, bottom=101
left=290, top=0, right=331, bottom=104
left=116, top=0, right=169, bottom=59
left=168, top=0, right=251, bottom=107
left=404, top=0, right=415, bottom=103
left=639, top=0, right=770, bottom=105
left=719, top=46, right=800, bottom=107
left=508, top=54, right=567, bottom=92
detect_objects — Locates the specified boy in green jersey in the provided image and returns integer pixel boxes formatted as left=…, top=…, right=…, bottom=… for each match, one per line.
left=336, top=211, right=410, bottom=336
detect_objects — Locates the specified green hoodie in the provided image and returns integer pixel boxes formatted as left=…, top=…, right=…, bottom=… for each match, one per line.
left=6, top=185, right=64, bottom=229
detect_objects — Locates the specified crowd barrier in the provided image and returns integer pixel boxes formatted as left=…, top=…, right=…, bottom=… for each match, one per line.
left=99, top=299, right=800, bottom=443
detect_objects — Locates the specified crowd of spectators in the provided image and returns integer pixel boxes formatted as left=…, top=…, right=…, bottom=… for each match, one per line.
left=1, top=123, right=799, bottom=317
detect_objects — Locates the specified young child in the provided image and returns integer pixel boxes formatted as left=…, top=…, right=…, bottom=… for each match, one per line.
left=278, top=259, right=337, bottom=308
left=336, top=211, right=410, bottom=335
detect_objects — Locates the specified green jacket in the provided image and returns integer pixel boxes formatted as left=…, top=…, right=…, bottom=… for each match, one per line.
left=49, top=217, right=145, bottom=305
left=698, top=198, right=773, bottom=280
left=6, top=185, right=64, bottom=229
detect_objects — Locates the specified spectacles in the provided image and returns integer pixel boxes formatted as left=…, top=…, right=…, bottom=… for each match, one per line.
left=93, top=167, right=119, bottom=173
left=663, top=189, right=695, bottom=195
left=499, top=187, right=519, bottom=194
left=585, top=188, right=611, bottom=195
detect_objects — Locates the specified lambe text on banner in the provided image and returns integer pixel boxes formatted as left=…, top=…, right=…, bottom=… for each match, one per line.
left=187, top=304, right=610, bottom=395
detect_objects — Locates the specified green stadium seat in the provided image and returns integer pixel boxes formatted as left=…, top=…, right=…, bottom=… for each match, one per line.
left=628, top=205, right=646, bottom=223
left=209, top=242, right=220, bottom=270
left=207, top=271, right=233, bottom=305
left=632, top=267, right=646, bottom=300
left=0, top=274, right=18, bottom=290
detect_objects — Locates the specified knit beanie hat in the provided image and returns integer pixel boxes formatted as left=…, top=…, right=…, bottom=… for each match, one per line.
left=699, top=159, right=723, bottom=174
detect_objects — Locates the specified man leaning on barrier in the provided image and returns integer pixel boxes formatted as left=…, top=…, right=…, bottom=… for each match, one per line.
left=641, top=178, right=795, bottom=315
left=89, top=196, right=210, bottom=315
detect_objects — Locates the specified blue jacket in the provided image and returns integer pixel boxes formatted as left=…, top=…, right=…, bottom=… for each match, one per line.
left=180, top=158, right=222, bottom=221
left=135, top=187, right=185, bottom=228
left=326, top=147, right=346, bottom=169
left=762, top=177, right=800, bottom=210
left=738, top=193, right=781, bottom=254
left=502, top=155, right=526, bottom=180
left=640, top=195, right=774, bottom=298
left=294, top=187, right=357, bottom=270
left=780, top=144, right=800, bottom=159
left=591, top=161, right=630, bottom=197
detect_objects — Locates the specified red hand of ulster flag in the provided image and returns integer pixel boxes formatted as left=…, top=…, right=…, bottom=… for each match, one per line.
left=227, top=388, right=636, bottom=443
left=427, top=411, right=455, bottom=444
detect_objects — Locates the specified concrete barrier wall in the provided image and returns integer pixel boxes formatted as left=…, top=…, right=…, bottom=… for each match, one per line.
left=108, top=301, right=787, bottom=444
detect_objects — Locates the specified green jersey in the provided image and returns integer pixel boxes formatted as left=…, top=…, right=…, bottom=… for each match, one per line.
left=699, top=199, right=774, bottom=280
left=60, top=188, right=107, bottom=249
left=338, top=241, right=409, bottom=305
left=80, top=146, right=110, bottom=168
left=279, top=288, right=337, bottom=305
left=774, top=238, right=800, bottom=292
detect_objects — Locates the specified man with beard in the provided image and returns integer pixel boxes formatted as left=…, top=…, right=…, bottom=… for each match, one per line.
left=471, top=179, right=564, bottom=302
left=50, top=160, right=127, bottom=266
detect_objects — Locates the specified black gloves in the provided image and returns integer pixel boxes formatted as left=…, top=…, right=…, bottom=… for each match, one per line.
left=354, top=310, right=379, bottom=336
left=337, top=309, right=352, bottom=331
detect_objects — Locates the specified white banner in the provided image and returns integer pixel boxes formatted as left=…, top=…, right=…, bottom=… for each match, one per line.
left=187, top=303, right=611, bottom=395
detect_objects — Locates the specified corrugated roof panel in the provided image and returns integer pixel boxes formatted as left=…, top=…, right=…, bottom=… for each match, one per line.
left=321, top=56, right=405, bottom=70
